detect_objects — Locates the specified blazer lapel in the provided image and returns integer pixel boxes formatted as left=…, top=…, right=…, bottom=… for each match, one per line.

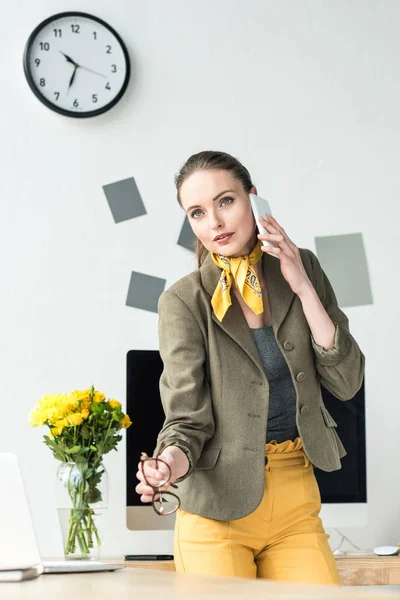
left=200, top=251, right=296, bottom=376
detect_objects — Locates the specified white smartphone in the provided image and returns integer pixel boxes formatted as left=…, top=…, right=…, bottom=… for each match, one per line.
left=249, top=193, right=279, bottom=250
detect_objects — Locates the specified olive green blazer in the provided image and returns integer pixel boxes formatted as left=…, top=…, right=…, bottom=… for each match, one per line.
left=154, top=248, right=365, bottom=521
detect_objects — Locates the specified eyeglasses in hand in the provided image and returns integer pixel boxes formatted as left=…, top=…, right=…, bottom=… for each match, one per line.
left=140, top=440, right=181, bottom=516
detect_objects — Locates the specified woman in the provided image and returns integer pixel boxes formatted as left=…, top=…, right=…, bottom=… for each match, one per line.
left=135, top=151, right=365, bottom=584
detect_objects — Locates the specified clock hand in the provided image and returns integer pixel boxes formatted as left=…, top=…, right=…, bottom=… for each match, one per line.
left=59, top=50, right=79, bottom=67
left=78, top=65, right=107, bottom=78
left=67, top=65, right=79, bottom=95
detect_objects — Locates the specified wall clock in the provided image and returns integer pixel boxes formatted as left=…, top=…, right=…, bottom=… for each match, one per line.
left=23, top=12, right=130, bottom=118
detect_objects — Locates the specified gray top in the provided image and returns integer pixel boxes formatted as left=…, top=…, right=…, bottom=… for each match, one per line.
left=251, top=325, right=299, bottom=444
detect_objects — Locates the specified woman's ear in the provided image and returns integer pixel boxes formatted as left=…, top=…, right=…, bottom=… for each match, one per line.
left=250, top=185, right=258, bottom=195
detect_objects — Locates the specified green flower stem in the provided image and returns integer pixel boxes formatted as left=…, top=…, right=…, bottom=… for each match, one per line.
left=64, top=476, right=102, bottom=558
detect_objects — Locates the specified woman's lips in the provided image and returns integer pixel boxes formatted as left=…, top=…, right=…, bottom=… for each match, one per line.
left=215, top=233, right=234, bottom=244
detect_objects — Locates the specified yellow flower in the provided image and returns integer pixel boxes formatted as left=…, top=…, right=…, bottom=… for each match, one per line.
left=70, top=389, right=92, bottom=404
left=92, top=390, right=105, bottom=403
left=51, top=423, right=65, bottom=437
left=69, top=390, right=93, bottom=414
left=81, top=397, right=92, bottom=409
left=67, top=413, right=83, bottom=426
left=59, top=397, right=79, bottom=414
left=108, top=399, right=121, bottom=409
left=29, top=394, right=69, bottom=426
left=81, top=408, right=90, bottom=419
left=46, top=407, right=61, bottom=423
left=29, top=408, right=47, bottom=427
left=120, top=414, right=132, bottom=429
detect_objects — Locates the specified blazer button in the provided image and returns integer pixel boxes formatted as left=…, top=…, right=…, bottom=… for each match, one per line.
left=296, top=372, right=305, bottom=382
left=283, top=341, right=293, bottom=351
left=300, top=405, right=308, bottom=414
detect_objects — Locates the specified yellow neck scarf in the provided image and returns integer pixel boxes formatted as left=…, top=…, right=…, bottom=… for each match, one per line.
left=210, top=239, right=264, bottom=322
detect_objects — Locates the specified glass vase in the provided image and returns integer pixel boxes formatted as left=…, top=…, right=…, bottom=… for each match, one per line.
left=55, top=461, right=108, bottom=560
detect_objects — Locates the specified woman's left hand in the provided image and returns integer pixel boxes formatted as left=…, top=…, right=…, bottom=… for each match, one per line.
left=257, top=215, right=312, bottom=297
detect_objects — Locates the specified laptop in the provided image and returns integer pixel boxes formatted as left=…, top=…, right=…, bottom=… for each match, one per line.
left=0, top=453, right=124, bottom=581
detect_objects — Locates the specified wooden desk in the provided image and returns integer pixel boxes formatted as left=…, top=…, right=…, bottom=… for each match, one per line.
left=335, top=555, right=400, bottom=586
left=121, top=555, right=400, bottom=586
left=2, top=565, right=398, bottom=599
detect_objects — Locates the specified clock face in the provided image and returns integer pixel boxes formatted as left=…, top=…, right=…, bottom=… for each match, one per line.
left=23, top=12, right=130, bottom=118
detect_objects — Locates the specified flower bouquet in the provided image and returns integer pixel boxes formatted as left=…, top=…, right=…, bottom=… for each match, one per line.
left=29, top=386, right=131, bottom=559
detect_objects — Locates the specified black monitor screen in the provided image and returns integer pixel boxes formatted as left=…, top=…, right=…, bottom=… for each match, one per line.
left=126, top=350, right=366, bottom=507
left=127, top=351, right=165, bottom=507
left=315, top=380, right=366, bottom=503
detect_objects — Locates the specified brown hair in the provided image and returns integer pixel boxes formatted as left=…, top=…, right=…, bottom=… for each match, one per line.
left=175, top=151, right=254, bottom=267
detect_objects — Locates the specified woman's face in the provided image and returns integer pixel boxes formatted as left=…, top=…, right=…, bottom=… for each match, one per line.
left=180, top=169, right=258, bottom=257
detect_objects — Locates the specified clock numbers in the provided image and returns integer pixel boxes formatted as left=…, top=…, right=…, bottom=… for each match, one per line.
left=92, top=94, right=98, bottom=103
left=105, top=82, right=111, bottom=90
left=54, top=92, right=60, bottom=101
left=40, top=42, right=50, bottom=51
left=106, top=45, right=112, bottom=54
left=111, top=65, right=117, bottom=73
left=35, top=59, right=40, bottom=67
left=54, top=29, right=62, bottom=37
left=93, top=32, right=97, bottom=40
left=71, top=24, right=80, bottom=33
left=40, top=78, right=46, bottom=87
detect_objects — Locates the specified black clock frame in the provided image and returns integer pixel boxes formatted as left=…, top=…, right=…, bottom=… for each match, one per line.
left=23, top=11, right=131, bottom=118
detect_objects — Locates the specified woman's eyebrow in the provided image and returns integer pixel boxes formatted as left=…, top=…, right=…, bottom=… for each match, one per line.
left=186, top=189, right=236, bottom=212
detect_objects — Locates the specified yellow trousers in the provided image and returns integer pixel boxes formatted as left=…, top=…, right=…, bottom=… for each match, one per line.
left=174, top=438, right=341, bottom=584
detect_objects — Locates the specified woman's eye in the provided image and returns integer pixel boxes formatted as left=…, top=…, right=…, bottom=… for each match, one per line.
left=191, top=197, right=233, bottom=219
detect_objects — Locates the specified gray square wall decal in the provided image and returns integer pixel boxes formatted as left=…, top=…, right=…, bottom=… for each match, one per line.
left=178, top=216, right=196, bottom=252
left=103, top=177, right=146, bottom=223
left=126, top=272, right=166, bottom=313
left=315, top=233, right=373, bottom=308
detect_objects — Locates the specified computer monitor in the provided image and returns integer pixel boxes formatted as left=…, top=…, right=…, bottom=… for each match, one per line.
left=315, top=379, right=367, bottom=528
left=126, top=350, right=175, bottom=531
left=126, top=350, right=367, bottom=531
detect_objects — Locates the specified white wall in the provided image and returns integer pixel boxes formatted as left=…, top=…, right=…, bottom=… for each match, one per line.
left=1, top=0, right=399, bottom=558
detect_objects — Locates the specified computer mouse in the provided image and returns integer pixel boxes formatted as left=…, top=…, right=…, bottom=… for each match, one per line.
left=373, top=546, right=400, bottom=556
